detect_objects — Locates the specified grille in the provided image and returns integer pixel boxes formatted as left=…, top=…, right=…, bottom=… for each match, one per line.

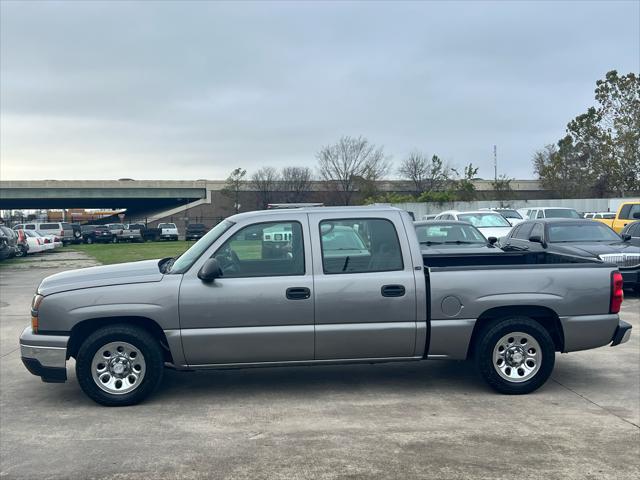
left=599, top=253, right=640, bottom=268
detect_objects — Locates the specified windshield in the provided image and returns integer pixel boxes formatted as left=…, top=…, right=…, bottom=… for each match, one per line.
left=169, top=220, right=234, bottom=273
left=496, top=210, right=521, bottom=219
left=545, top=209, right=581, bottom=219
left=458, top=213, right=511, bottom=227
left=415, top=223, right=486, bottom=244
left=548, top=223, right=621, bottom=243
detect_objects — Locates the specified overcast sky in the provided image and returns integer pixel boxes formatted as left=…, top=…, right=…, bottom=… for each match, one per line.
left=1, top=0, right=638, bottom=181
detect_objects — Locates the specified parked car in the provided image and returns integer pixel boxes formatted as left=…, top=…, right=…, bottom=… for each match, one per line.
left=81, top=225, right=114, bottom=244
left=593, top=201, right=640, bottom=233
left=12, top=222, right=73, bottom=245
left=158, top=222, right=179, bottom=241
left=585, top=212, right=616, bottom=220
left=434, top=210, right=513, bottom=240
left=126, top=224, right=161, bottom=242
left=414, top=221, right=502, bottom=255
left=480, top=208, right=525, bottom=226
left=0, top=226, right=19, bottom=260
left=22, top=230, right=47, bottom=254
left=421, top=214, right=438, bottom=221
left=185, top=223, right=209, bottom=241
left=105, top=223, right=143, bottom=243
left=19, top=206, right=631, bottom=406
left=501, top=218, right=640, bottom=291
left=523, top=207, right=582, bottom=220
left=621, top=221, right=640, bottom=247
left=14, top=229, right=29, bottom=257
left=38, top=231, right=63, bottom=249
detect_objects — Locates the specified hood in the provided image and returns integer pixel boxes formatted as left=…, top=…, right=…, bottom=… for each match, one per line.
left=476, top=226, right=513, bottom=239
left=550, top=241, right=640, bottom=258
left=421, top=244, right=501, bottom=255
left=38, top=259, right=164, bottom=296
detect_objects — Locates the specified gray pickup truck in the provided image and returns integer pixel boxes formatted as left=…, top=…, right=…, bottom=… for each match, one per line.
left=20, top=207, right=632, bottom=406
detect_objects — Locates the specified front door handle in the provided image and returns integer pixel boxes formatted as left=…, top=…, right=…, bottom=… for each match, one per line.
left=381, top=285, right=405, bottom=297
left=286, top=287, right=311, bottom=300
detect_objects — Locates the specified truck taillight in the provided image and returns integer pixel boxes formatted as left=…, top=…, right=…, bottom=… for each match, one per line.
left=610, top=271, right=624, bottom=314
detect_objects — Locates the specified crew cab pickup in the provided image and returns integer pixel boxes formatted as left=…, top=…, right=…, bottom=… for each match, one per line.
left=20, top=207, right=632, bottom=406
left=105, top=223, right=143, bottom=243
left=594, top=201, right=640, bottom=233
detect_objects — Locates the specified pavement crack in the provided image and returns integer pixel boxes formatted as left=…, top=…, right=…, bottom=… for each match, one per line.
left=0, top=347, right=18, bottom=359
left=552, top=377, right=640, bottom=429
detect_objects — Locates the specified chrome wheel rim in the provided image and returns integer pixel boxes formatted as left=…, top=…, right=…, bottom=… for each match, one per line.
left=91, top=341, right=146, bottom=395
left=492, top=332, right=541, bottom=383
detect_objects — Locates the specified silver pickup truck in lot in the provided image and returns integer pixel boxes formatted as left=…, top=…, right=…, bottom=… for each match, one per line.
left=20, top=207, right=632, bottom=406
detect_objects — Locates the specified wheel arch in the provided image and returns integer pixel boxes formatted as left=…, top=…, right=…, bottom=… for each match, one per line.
left=67, top=316, right=174, bottom=364
left=467, top=305, right=564, bottom=359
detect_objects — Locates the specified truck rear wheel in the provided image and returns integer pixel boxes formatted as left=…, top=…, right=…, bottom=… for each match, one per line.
left=75, top=325, right=164, bottom=406
left=475, top=317, right=555, bottom=395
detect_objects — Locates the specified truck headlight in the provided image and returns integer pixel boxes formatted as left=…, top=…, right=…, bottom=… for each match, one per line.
left=30, top=294, right=43, bottom=333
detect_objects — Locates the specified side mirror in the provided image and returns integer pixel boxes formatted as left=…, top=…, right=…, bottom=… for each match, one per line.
left=529, top=235, right=546, bottom=247
left=621, top=233, right=632, bottom=242
left=487, top=236, right=498, bottom=245
left=198, top=258, right=223, bottom=282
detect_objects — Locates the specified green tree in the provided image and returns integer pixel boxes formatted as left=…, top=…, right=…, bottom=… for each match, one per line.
left=534, top=70, right=640, bottom=197
left=222, top=167, right=247, bottom=213
left=492, top=174, right=514, bottom=206
left=453, top=163, right=479, bottom=201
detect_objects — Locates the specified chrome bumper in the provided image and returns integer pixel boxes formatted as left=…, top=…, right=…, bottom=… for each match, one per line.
left=19, top=326, right=69, bottom=383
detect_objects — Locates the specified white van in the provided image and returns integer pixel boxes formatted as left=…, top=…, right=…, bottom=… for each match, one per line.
left=12, top=222, right=73, bottom=244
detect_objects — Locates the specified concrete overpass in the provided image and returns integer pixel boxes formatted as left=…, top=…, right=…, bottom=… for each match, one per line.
left=0, top=180, right=224, bottom=211
left=0, top=179, right=546, bottom=225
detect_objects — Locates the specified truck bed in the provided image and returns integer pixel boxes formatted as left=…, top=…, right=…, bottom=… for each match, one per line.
left=423, top=250, right=604, bottom=269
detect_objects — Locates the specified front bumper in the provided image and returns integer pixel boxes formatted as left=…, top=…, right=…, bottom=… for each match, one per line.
left=611, top=320, right=632, bottom=347
left=19, top=327, right=69, bottom=383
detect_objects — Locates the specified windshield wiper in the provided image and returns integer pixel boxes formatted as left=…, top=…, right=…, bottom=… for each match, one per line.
left=444, top=241, right=483, bottom=245
left=420, top=241, right=444, bottom=245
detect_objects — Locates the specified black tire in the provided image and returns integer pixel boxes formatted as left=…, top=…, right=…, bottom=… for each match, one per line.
left=16, top=245, right=27, bottom=257
left=85, top=236, right=93, bottom=244
left=474, top=316, right=555, bottom=395
left=75, top=324, right=164, bottom=406
left=112, top=236, right=118, bottom=244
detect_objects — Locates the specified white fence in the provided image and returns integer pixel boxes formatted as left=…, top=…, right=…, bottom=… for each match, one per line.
left=382, top=197, right=639, bottom=219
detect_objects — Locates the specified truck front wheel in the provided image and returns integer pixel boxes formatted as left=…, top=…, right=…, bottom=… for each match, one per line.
left=75, top=325, right=164, bottom=406
left=475, top=317, right=555, bottom=395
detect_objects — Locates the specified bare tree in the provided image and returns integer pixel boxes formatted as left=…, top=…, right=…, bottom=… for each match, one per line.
left=398, top=152, right=452, bottom=195
left=317, top=136, right=389, bottom=205
left=281, top=166, right=312, bottom=203
left=398, top=151, right=429, bottom=194
left=250, top=167, right=280, bottom=209
left=222, top=167, right=246, bottom=213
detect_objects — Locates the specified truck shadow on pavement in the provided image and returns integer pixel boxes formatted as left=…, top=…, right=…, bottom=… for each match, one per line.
left=153, top=360, right=494, bottom=403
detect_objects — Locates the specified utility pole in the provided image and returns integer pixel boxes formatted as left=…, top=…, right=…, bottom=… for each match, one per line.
left=493, top=145, right=498, bottom=182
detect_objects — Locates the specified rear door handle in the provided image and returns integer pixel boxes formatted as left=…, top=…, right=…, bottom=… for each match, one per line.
left=286, top=287, right=311, bottom=300
left=381, top=285, right=405, bottom=297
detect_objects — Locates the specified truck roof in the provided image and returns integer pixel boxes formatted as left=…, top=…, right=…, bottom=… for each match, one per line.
left=227, top=205, right=404, bottom=222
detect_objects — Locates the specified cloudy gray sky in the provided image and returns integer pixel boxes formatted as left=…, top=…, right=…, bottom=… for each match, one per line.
left=1, top=0, right=638, bottom=181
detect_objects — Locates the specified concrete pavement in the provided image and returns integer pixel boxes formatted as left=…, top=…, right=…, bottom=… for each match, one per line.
left=0, top=253, right=638, bottom=480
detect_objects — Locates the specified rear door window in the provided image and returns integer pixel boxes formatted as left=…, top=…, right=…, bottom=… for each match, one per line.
left=319, top=218, right=403, bottom=274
